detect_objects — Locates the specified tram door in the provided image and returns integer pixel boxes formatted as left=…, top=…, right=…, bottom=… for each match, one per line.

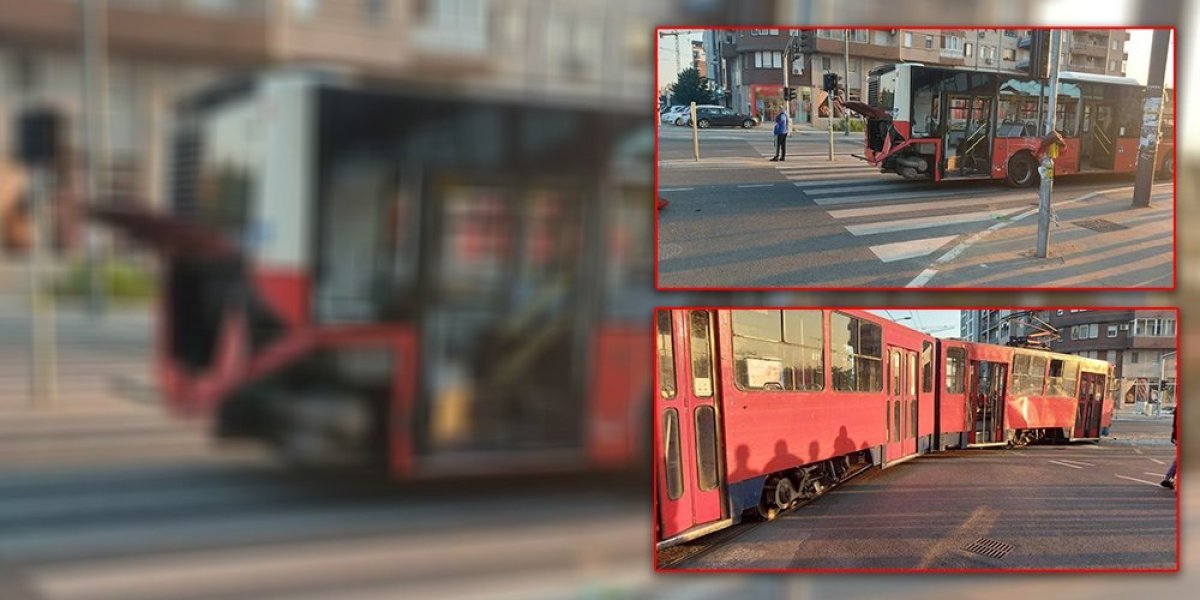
left=968, top=361, right=1007, bottom=444
left=656, top=310, right=725, bottom=541
left=942, top=94, right=994, bottom=177
left=884, top=347, right=919, bottom=464
left=1074, top=372, right=1106, bottom=439
left=1081, top=103, right=1116, bottom=169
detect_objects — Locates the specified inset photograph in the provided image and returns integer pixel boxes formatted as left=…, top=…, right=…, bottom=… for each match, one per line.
left=654, top=308, right=1178, bottom=571
left=656, top=28, right=1175, bottom=289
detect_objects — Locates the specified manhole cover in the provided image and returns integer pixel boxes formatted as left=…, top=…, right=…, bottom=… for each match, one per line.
left=1072, top=218, right=1128, bottom=232
left=963, top=537, right=1014, bottom=560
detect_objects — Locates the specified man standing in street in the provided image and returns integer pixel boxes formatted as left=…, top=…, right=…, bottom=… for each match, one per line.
left=770, top=106, right=790, bottom=162
left=1161, top=408, right=1177, bottom=490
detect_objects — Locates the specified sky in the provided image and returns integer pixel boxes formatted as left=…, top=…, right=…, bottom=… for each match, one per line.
left=867, top=310, right=961, bottom=339
left=657, top=28, right=705, bottom=92
left=1123, top=28, right=1174, bottom=87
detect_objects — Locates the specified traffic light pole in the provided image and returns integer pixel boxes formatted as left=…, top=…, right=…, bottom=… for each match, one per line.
left=1035, top=29, right=1061, bottom=259
left=843, top=30, right=850, bottom=136
left=1132, top=29, right=1170, bottom=208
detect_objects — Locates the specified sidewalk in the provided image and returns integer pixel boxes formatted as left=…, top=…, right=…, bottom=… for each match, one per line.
left=909, top=183, right=1173, bottom=288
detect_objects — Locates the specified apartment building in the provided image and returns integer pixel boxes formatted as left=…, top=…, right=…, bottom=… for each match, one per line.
left=1018, top=28, right=1129, bottom=76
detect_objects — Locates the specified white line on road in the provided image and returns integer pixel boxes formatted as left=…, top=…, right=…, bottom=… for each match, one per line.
left=868, top=236, right=959, bottom=263
left=1056, top=459, right=1095, bottom=467
left=906, top=268, right=938, bottom=288
left=660, top=187, right=694, bottom=192
left=1048, top=460, right=1084, bottom=469
left=828, top=197, right=1028, bottom=219
left=845, top=208, right=1025, bottom=236
left=1145, top=472, right=1168, bottom=477
left=1116, top=474, right=1164, bottom=487
left=736, top=184, right=774, bottom=188
left=1134, top=447, right=1145, bottom=455
left=1148, top=457, right=1166, bottom=465
left=810, top=189, right=1001, bottom=207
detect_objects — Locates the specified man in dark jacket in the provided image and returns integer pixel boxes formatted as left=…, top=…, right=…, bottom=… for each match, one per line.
left=770, top=109, right=790, bottom=162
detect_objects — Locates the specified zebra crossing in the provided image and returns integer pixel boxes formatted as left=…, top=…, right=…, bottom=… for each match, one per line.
left=767, top=157, right=1037, bottom=264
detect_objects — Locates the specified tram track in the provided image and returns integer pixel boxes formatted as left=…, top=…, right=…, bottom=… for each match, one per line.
left=657, top=461, right=876, bottom=570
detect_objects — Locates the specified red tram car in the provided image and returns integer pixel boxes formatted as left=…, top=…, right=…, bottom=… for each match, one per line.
left=655, top=309, right=1114, bottom=549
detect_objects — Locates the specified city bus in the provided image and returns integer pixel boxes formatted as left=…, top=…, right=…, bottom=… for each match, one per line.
left=849, top=63, right=1175, bottom=186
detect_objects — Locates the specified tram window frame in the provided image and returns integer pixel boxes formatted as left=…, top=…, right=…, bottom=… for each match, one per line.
left=731, top=310, right=825, bottom=392
left=1046, top=358, right=1079, bottom=397
left=1012, top=353, right=1049, bottom=396
left=830, top=312, right=883, bottom=393
left=663, top=408, right=683, bottom=500
left=657, top=311, right=677, bottom=399
left=921, top=341, right=933, bottom=393
left=945, top=347, right=966, bottom=394
left=694, top=405, right=720, bottom=491
left=689, top=311, right=714, bottom=397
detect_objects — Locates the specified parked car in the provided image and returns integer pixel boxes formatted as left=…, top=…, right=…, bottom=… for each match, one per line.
left=660, top=105, right=688, bottom=125
left=681, top=105, right=759, bottom=129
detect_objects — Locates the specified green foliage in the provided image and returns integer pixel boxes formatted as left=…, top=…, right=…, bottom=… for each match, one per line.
left=54, top=259, right=157, bottom=302
left=669, top=67, right=714, bottom=107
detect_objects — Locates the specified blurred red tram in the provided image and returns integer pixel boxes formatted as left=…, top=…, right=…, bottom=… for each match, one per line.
left=98, top=69, right=664, bottom=477
left=654, top=309, right=1114, bottom=549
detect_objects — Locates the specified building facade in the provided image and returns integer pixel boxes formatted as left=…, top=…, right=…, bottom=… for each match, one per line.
left=960, top=309, right=1049, bottom=347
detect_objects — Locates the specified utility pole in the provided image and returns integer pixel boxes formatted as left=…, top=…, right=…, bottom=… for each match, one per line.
left=843, top=29, right=850, bottom=135
left=80, top=0, right=108, bottom=315
left=782, top=37, right=790, bottom=132
left=1036, top=29, right=1062, bottom=259
left=690, top=101, right=700, bottom=161
left=1132, top=29, right=1171, bottom=208
left=17, top=108, right=61, bottom=408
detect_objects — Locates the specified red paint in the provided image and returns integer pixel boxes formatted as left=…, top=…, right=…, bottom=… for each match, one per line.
left=1113, top=137, right=1140, bottom=172
left=588, top=325, right=650, bottom=467
left=253, top=269, right=310, bottom=326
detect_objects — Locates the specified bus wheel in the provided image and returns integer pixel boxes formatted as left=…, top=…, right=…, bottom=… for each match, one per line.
left=1006, top=153, right=1038, bottom=187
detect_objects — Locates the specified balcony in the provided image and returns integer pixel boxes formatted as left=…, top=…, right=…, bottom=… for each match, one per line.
left=1018, top=35, right=1031, bottom=48
left=1070, top=42, right=1108, bottom=58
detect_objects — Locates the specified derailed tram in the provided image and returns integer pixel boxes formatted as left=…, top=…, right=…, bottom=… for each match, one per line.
left=654, top=309, right=1114, bottom=549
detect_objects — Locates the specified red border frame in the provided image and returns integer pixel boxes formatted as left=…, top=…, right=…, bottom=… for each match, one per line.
left=654, top=26, right=1178, bottom=292
left=651, top=305, right=1180, bottom=574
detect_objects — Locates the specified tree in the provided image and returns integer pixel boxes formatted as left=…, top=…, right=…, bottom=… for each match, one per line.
left=670, top=67, right=714, bottom=106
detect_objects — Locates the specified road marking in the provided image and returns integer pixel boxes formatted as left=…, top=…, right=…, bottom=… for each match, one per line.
left=1115, top=474, right=1163, bottom=487
left=828, top=197, right=1027, bottom=219
left=809, top=189, right=1000, bottom=207
left=917, top=507, right=995, bottom=569
left=1056, top=459, right=1095, bottom=467
left=868, top=236, right=959, bottom=263
left=736, top=184, right=774, bottom=188
left=1148, top=457, right=1166, bottom=465
left=845, top=208, right=1025, bottom=236
left=906, top=268, right=938, bottom=288
left=1134, top=448, right=1145, bottom=455
left=1145, top=472, right=1168, bottom=477
left=659, top=187, right=694, bottom=192
left=1048, top=460, right=1084, bottom=469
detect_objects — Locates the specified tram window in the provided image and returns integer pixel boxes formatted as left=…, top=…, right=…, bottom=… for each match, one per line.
left=1012, top=353, right=1048, bottom=396
left=945, top=347, right=965, bottom=394
left=1046, top=358, right=1079, bottom=396
left=657, top=311, right=676, bottom=399
left=690, top=312, right=714, bottom=397
left=694, top=406, right=720, bottom=491
left=663, top=409, right=683, bottom=500
left=732, top=310, right=824, bottom=392
left=921, top=342, right=933, bottom=393
left=890, top=351, right=901, bottom=395
left=907, top=353, right=917, bottom=397
left=831, top=313, right=883, bottom=392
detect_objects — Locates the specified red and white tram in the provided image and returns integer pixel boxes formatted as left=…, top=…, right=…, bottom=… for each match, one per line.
left=655, top=308, right=1114, bottom=549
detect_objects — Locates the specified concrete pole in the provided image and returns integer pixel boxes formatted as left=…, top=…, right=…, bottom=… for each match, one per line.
left=1132, top=29, right=1170, bottom=208
left=80, top=0, right=108, bottom=315
left=827, top=86, right=835, bottom=161
left=1036, top=29, right=1062, bottom=259
left=690, top=101, right=699, bottom=161
left=843, top=30, right=850, bottom=135
left=782, top=40, right=789, bottom=130
left=28, top=166, right=57, bottom=407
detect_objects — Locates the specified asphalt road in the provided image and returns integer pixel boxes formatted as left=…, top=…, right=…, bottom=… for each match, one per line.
left=656, top=126, right=1167, bottom=288
left=672, top=418, right=1177, bottom=571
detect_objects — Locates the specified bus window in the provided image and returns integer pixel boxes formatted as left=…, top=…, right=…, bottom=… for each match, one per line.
left=1041, top=82, right=1081, bottom=137
left=998, top=78, right=1041, bottom=137
left=912, top=87, right=939, bottom=137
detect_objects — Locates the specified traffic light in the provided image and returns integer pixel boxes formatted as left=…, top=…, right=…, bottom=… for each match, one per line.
left=822, top=73, right=840, bottom=92
left=1027, top=29, right=1051, bottom=79
left=797, top=29, right=814, bottom=53
left=783, top=87, right=797, bottom=101
left=14, top=106, right=63, bottom=168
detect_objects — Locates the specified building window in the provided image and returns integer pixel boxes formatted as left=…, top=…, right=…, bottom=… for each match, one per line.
left=1131, top=352, right=1139, bottom=364
left=850, top=29, right=870, bottom=43
left=1110, top=60, right=1117, bottom=71
left=1003, top=48, right=1016, bottom=61
left=831, top=312, right=883, bottom=392
left=903, top=32, right=913, bottom=47
left=730, top=310, right=824, bottom=392
left=1005, top=29, right=1018, bottom=37
left=924, top=35, right=934, bottom=49
left=364, top=0, right=386, bottom=20
left=12, top=53, right=38, bottom=92
left=750, top=29, right=779, bottom=36
left=848, top=57, right=858, bottom=73
left=1112, top=39, right=1119, bottom=50
left=754, top=51, right=783, bottom=69
left=945, top=36, right=961, bottom=50
left=818, top=29, right=845, bottom=40
left=1107, top=324, right=1118, bottom=338
left=822, top=56, right=831, bottom=71
left=1134, top=318, right=1177, bottom=337
left=964, top=42, right=973, bottom=57
left=1121, top=60, right=1127, bottom=72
